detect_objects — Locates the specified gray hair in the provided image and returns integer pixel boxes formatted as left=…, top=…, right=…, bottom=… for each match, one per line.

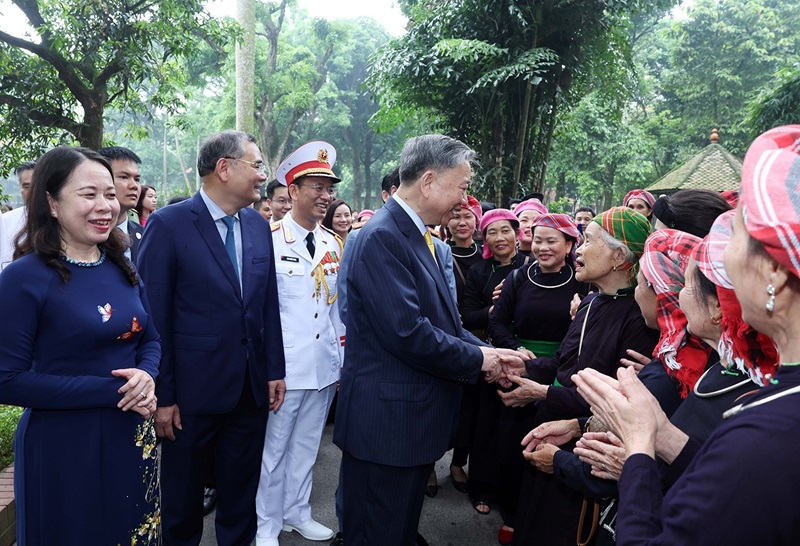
left=398, top=134, right=476, bottom=185
left=597, top=227, right=638, bottom=268
left=197, top=130, right=258, bottom=177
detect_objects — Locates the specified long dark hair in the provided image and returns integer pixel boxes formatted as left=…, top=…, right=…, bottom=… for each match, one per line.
left=135, top=184, right=157, bottom=219
left=14, top=147, right=139, bottom=286
left=322, top=199, right=352, bottom=233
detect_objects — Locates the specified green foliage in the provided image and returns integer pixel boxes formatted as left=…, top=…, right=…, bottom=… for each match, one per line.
left=0, top=405, right=22, bottom=469
left=0, top=0, right=227, bottom=173
left=368, top=0, right=676, bottom=204
left=746, top=63, right=800, bottom=136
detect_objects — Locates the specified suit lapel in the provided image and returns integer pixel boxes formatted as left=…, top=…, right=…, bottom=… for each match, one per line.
left=386, top=199, right=459, bottom=326
left=190, top=194, right=242, bottom=300
left=240, top=210, right=256, bottom=301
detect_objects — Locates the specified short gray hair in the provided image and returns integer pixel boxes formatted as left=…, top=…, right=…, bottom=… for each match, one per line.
left=398, top=134, right=476, bottom=185
left=197, top=130, right=258, bottom=177
left=597, top=227, right=637, bottom=267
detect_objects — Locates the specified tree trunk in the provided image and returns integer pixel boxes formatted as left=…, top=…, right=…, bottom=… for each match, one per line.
left=80, top=104, right=105, bottom=149
left=362, top=129, right=374, bottom=209
left=236, top=0, right=256, bottom=133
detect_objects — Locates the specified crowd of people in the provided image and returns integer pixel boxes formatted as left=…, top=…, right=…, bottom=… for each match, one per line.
left=0, top=125, right=799, bottom=546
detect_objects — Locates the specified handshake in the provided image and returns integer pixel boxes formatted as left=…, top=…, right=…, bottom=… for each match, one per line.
left=479, top=347, right=530, bottom=387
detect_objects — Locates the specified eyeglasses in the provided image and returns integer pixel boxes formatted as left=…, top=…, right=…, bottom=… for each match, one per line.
left=273, top=198, right=292, bottom=206
left=299, top=181, right=338, bottom=197
left=223, top=157, right=267, bottom=174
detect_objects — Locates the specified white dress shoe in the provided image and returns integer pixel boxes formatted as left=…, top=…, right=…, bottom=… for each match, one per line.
left=255, top=537, right=280, bottom=546
left=282, top=519, right=335, bottom=541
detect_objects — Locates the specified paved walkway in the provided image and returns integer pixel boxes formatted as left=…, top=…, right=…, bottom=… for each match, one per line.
left=200, top=423, right=506, bottom=545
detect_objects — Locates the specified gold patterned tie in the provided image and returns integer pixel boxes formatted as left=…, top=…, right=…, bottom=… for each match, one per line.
left=423, top=231, right=437, bottom=263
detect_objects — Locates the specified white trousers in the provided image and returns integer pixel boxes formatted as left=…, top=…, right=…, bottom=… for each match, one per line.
left=255, top=385, right=336, bottom=538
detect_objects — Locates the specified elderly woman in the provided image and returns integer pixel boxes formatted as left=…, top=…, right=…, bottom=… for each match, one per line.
left=528, top=229, right=710, bottom=545
left=506, top=207, right=658, bottom=546
left=514, top=198, right=548, bottom=258
left=574, top=125, right=800, bottom=544
left=0, top=147, right=160, bottom=545
left=623, top=189, right=655, bottom=221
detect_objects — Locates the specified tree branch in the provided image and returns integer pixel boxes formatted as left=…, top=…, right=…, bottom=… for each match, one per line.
left=0, top=93, right=81, bottom=134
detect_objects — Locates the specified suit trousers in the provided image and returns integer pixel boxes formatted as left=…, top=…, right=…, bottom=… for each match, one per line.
left=161, top=373, right=267, bottom=546
left=256, top=385, right=336, bottom=538
left=340, top=451, right=434, bottom=546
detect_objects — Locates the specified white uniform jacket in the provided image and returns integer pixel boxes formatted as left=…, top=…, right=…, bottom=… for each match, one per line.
left=271, top=212, right=345, bottom=390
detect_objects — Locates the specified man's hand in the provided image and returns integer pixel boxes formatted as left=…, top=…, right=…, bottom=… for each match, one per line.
left=155, top=404, right=182, bottom=441
left=479, top=347, right=527, bottom=384
left=497, top=374, right=547, bottom=408
left=521, top=419, right=581, bottom=452
left=522, top=443, right=559, bottom=474
left=268, top=379, right=286, bottom=413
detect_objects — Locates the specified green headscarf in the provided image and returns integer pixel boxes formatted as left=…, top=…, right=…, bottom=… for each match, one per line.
left=592, top=206, right=653, bottom=284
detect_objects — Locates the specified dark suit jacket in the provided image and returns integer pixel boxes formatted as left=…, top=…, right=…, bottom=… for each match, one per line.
left=333, top=197, right=484, bottom=467
left=127, top=218, right=144, bottom=264
left=137, top=192, right=285, bottom=415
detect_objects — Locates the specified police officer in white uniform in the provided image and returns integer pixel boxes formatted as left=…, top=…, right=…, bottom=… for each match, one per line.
left=255, top=141, right=345, bottom=546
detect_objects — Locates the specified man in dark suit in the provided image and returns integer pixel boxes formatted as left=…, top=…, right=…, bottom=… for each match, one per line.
left=333, top=134, right=526, bottom=546
left=97, top=146, right=145, bottom=263
left=138, top=130, right=286, bottom=546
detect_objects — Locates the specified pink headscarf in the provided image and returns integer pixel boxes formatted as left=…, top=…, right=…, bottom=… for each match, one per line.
left=694, top=210, right=779, bottom=385
left=739, top=125, right=800, bottom=279
left=514, top=199, right=548, bottom=218
left=479, top=209, right=519, bottom=259
left=624, top=189, right=655, bottom=209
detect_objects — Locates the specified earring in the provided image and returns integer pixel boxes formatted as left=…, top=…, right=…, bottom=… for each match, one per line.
left=766, top=284, right=776, bottom=312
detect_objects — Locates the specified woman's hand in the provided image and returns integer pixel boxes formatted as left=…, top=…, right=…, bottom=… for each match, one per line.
left=492, top=279, right=505, bottom=303
left=497, top=375, right=548, bottom=408
left=521, top=419, right=581, bottom=452
left=113, top=368, right=156, bottom=416
left=522, top=443, right=559, bottom=474
left=573, top=367, right=661, bottom=458
left=620, top=348, right=651, bottom=374
left=575, top=431, right=627, bottom=481
left=570, top=293, right=581, bottom=320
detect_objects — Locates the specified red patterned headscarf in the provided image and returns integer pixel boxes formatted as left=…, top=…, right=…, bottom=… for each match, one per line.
left=624, top=189, right=655, bottom=209
left=739, top=125, right=800, bottom=279
left=532, top=213, right=580, bottom=265
left=640, top=229, right=710, bottom=397
left=694, top=210, right=779, bottom=385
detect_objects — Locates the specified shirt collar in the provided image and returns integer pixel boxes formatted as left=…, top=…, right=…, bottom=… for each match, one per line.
left=392, top=194, right=427, bottom=236
left=200, top=187, right=240, bottom=222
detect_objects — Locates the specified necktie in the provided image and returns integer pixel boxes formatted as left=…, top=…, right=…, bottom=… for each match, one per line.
left=221, top=215, right=239, bottom=278
left=306, top=232, right=316, bottom=259
left=423, top=231, right=437, bottom=263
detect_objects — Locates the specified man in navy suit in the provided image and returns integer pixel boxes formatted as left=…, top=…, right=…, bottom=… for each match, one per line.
left=333, top=134, right=526, bottom=545
left=138, top=130, right=286, bottom=546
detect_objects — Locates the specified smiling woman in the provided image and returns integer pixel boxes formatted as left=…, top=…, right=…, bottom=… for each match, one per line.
left=0, top=146, right=161, bottom=545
